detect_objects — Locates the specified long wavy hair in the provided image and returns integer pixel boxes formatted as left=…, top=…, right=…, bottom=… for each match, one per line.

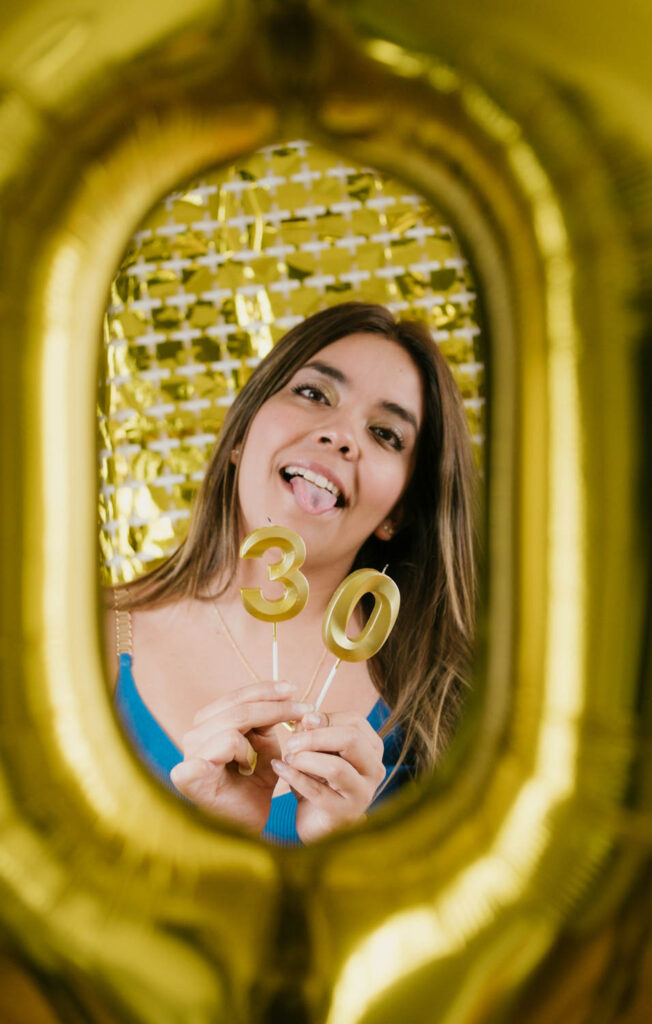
left=118, top=302, right=478, bottom=773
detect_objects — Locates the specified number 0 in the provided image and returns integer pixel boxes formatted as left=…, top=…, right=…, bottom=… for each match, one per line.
left=322, top=568, right=400, bottom=662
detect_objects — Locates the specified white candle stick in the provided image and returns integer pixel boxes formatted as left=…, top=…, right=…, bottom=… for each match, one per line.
left=314, top=658, right=341, bottom=711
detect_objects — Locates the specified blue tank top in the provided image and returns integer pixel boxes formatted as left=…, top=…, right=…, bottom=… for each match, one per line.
left=114, top=652, right=409, bottom=845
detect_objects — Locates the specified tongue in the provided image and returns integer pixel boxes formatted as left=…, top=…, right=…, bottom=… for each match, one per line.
left=290, top=476, right=338, bottom=514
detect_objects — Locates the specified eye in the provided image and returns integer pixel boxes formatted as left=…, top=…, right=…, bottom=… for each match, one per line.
left=291, top=383, right=330, bottom=404
left=371, top=425, right=405, bottom=452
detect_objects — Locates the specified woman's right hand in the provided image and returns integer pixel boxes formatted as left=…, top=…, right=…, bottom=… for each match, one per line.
left=170, top=681, right=312, bottom=833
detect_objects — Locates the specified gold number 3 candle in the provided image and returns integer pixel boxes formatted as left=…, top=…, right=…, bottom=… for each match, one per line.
left=237, top=526, right=310, bottom=769
left=239, top=526, right=309, bottom=679
left=240, top=526, right=309, bottom=620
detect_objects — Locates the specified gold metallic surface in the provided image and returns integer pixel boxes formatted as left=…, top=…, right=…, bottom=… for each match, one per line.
left=240, top=525, right=309, bottom=622
left=0, top=1, right=651, bottom=1023
left=322, top=569, right=400, bottom=662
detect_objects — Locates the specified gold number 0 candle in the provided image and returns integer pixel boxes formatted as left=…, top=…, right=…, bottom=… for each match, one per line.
left=316, top=568, right=401, bottom=709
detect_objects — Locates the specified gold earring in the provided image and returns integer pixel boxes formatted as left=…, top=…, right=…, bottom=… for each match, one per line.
left=384, top=521, right=395, bottom=537
left=232, top=446, right=241, bottom=458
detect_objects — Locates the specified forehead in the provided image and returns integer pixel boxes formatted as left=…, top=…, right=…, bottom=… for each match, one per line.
left=303, top=332, right=424, bottom=425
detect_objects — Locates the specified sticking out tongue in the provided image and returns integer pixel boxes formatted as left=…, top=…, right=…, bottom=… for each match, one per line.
left=290, top=475, right=338, bottom=514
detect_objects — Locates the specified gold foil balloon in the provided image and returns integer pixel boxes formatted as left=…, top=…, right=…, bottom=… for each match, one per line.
left=1, top=0, right=652, bottom=1023
left=322, top=568, right=400, bottom=662
left=240, top=526, right=309, bottom=623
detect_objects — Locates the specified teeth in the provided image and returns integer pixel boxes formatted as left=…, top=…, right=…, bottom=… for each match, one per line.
left=284, top=465, right=341, bottom=497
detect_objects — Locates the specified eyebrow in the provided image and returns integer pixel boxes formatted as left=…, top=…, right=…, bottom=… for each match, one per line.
left=304, top=360, right=347, bottom=384
left=379, top=400, right=419, bottom=434
left=303, top=359, right=419, bottom=434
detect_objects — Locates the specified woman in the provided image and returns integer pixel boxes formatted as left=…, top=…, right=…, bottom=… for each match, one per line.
left=106, top=302, right=477, bottom=845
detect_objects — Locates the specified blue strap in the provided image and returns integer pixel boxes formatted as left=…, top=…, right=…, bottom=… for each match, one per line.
left=115, top=653, right=182, bottom=793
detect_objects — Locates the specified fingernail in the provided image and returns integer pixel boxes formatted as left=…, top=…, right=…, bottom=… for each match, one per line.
left=274, top=681, right=295, bottom=695
left=271, top=758, right=286, bottom=774
left=291, top=701, right=314, bottom=715
left=238, top=742, right=258, bottom=777
left=284, top=752, right=295, bottom=764
left=302, top=711, right=324, bottom=727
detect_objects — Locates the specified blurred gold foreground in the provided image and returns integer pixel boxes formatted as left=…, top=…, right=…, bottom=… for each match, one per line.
left=0, top=1, right=651, bottom=1022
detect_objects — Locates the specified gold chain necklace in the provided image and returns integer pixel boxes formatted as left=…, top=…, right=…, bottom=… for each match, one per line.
left=212, top=602, right=328, bottom=704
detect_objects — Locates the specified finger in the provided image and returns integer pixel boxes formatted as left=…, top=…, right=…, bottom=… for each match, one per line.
left=246, top=725, right=282, bottom=769
left=171, top=756, right=219, bottom=799
left=298, top=712, right=384, bottom=759
left=300, top=709, right=379, bottom=729
left=186, top=699, right=314, bottom=750
left=193, top=680, right=298, bottom=725
left=284, top=722, right=384, bottom=779
left=284, top=750, right=362, bottom=797
left=186, top=727, right=259, bottom=773
left=271, top=758, right=342, bottom=806
left=298, top=711, right=330, bottom=730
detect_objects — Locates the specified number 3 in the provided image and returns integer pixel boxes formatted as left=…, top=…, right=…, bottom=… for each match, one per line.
left=240, top=526, right=309, bottom=622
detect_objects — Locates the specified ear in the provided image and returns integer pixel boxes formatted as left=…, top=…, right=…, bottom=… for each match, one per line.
left=374, top=505, right=403, bottom=541
left=230, top=444, right=241, bottom=466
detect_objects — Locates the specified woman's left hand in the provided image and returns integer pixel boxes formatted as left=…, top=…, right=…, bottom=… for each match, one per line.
left=271, top=710, right=386, bottom=844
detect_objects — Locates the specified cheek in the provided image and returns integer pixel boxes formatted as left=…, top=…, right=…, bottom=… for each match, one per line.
left=238, top=405, right=295, bottom=484
left=368, top=462, right=409, bottom=510
left=248, top=401, right=298, bottom=445
left=242, top=412, right=281, bottom=461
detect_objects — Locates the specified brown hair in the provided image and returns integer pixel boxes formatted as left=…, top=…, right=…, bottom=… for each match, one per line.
left=119, top=302, right=478, bottom=773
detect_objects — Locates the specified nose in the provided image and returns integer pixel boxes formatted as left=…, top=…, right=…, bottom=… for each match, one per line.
left=314, top=419, right=359, bottom=459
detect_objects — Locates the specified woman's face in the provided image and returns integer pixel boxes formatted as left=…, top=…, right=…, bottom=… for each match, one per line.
left=236, top=332, right=424, bottom=567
